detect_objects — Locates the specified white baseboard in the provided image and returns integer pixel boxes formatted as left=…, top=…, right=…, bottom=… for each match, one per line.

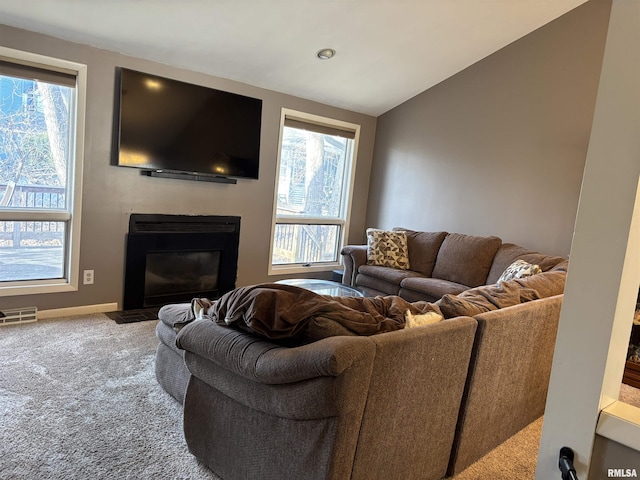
left=38, top=302, right=119, bottom=320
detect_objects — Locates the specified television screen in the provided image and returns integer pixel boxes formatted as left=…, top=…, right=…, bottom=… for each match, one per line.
left=114, top=68, right=262, bottom=179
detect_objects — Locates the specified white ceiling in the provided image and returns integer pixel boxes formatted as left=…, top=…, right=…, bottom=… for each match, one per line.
left=0, top=0, right=588, bottom=116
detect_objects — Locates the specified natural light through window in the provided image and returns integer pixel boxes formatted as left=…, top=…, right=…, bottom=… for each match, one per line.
left=269, top=110, right=359, bottom=274
left=0, top=48, right=85, bottom=295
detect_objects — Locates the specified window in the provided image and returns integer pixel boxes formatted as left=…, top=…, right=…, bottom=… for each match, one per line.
left=269, top=109, right=359, bottom=274
left=0, top=48, right=86, bottom=295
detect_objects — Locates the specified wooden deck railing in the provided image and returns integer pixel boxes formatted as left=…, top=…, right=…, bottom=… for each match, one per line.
left=0, top=183, right=65, bottom=247
left=273, top=223, right=338, bottom=264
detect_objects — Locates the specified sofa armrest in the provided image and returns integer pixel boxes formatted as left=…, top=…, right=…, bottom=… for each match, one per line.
left=341, top=245, right=368, bottom=286
left=176, top=319, right=376, bottom=385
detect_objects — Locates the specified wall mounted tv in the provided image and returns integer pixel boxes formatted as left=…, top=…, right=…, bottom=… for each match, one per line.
left=113, top=68, right=262, bottom=183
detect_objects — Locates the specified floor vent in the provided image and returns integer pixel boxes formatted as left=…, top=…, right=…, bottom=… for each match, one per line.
left=0, top=307, right=38, bottom=326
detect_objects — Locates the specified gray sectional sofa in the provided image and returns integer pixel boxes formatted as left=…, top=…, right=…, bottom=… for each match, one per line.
left=341, top=228, right=567, bottom=301
left=176, top=312, right=477, bottom=480
left=155, top=229, right=568, bottom=479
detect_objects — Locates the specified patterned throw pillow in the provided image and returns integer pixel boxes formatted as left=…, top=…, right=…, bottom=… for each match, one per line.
left=366, top=228, right=410, bottom=270
left=497, top=259, right=542, bottom=284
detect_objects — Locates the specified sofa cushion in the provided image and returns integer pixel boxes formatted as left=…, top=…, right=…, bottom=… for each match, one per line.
left=549, top=259, right=569, bottom=272
left=485, top=243, right=537, bottom=284
left=518, top=253, right=567, bottom=272
left=366, top=228, right=410, bottom=269
left=438, top=294, right=490, bottom=319
left=436, top=281, right=540, bottom=319
left=393, top=228, right=447, bottom=277
left=486, top=244, right=567, bottom=284
left=497, top=260, right=542, bottom=284
left=399, top=277, right=469, bottom=303
left=358, top=264, right=423, bottom=286
left=431, top=233, right=502, bottom=287
left=509, top=269, right=567, bottom=298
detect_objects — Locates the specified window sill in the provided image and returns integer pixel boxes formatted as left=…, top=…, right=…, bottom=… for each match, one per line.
left=268, top=261, right=342, bottom=277
left=0, top=280, right=78, bottom=297
left=596, top=400, right=640, bottom=451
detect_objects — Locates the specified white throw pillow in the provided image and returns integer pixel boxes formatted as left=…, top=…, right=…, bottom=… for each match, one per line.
left=498, top=259, right=542, bottom=284
left=405, top=309, right=443, bottom=328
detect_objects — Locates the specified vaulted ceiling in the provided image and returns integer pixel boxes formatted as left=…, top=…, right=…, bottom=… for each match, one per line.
left=0, top=0, right=588, bottom=116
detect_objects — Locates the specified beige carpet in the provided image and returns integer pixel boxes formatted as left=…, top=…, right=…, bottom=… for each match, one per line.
left=0, top=314, right=220, bottom=480
left=451, top=417, right=543, bottom=480
left=620, top=381, right=640, bottom=408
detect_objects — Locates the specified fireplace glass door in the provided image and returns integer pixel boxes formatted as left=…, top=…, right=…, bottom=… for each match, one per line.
left=144, top=250, right=221, bottom=306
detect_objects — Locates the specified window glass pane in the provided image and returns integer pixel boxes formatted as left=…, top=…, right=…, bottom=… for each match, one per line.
left=272, top=224, right=340, bottom=265
left=0, top=74, right=72, bottom=210
left=0, top=53, right=81, bottom=294
left=0, top=220, right=65, bottom=281
left=276, top=126, right=347, bottom=218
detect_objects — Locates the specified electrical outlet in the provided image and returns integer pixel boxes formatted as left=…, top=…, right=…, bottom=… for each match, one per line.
left=83, top=269, right=94, bottom=285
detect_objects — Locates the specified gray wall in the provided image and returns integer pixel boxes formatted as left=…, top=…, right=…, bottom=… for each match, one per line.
left=365, top=0, right=611, bottom=257
left=0, top=24, right=377, bottom=311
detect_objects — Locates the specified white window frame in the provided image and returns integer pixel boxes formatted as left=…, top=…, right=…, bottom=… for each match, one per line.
left=0, top=47, right=86, bottom=296
left=268, top=108, right=360, bottom=275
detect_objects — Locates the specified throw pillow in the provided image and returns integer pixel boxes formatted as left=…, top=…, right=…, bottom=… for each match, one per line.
left=497, top=259, right=542, bottom=284
left=366, top=228, right=410, bottom=270
left=405, top=309, right=443, bottom=328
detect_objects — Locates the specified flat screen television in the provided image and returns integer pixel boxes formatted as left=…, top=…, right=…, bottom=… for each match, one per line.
left=113, top=68, right=262, bottom=181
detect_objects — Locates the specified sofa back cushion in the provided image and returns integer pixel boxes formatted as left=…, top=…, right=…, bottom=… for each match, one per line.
left=393, top=228, right=447, bottom=276
left=518, top=253, right=567, bottom=272
left=485, top=243, right=536, bottom=284
left=432, top=233, right=502, bottom=287
left=436, top=281, right=539, bottom=318
left=436, top=267, right=567, bottom=319
left=486, top=243, right=567, bottom=284
left=510, top=269, right=567, bottom=298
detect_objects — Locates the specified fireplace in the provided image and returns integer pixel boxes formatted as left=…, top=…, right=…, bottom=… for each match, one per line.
left=122, top=214, right=240, bottom=310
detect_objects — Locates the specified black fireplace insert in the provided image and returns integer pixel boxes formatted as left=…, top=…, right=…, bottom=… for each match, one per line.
left=122, top=214, right=240, bottom=310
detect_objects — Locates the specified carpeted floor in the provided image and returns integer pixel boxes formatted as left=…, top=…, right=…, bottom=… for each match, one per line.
left=451, top=417, right=544, bottom=480
left=0, top=314, right=219, bottom=480
left=1, top=314, right=639, bottom=479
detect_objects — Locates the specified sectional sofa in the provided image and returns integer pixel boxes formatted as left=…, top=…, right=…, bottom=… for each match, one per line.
left=155, top=229, right=567, bottom=479
left=341, top=228, right=567, bottom=301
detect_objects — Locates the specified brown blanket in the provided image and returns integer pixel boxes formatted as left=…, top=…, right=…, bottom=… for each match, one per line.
left=199, top=283, right=441, bottom=343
